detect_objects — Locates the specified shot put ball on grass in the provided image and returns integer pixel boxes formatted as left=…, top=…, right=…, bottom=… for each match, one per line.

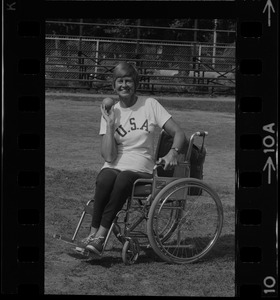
left=102, top=97, right=115, bottom=113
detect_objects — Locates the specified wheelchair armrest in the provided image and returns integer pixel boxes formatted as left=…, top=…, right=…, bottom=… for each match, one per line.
left=131, top=178, right=153, bottom=197
left=133, top=178, right=153, bottom=185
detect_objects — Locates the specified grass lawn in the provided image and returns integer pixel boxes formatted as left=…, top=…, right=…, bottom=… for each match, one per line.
left=45, top=92, right=235, bottom=296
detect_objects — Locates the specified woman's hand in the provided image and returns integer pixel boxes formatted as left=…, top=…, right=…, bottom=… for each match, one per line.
left=101, top=104, right=115, bottom=127
left=158, top=149, right=178, bottom=170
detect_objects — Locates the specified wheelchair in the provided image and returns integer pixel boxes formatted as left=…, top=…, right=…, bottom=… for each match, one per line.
left=54, top=130, right=223, bottom=265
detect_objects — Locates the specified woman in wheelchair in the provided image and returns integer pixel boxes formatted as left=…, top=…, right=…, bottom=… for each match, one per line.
left=81, top=62, right=186, bottom=256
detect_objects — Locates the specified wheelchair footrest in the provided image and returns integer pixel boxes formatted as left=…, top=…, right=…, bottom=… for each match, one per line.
left=74, top=246, right=91, bottom=256
left=53, top=233, right=76, bottom=245
left=54, top=233, right=88, bottom=250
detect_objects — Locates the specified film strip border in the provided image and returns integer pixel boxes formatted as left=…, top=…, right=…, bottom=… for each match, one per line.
left=2, top=0, right=44, bottom=294
left=2, top=0, right=278, bottom=296
left=236, top=0, right=278, bottom=297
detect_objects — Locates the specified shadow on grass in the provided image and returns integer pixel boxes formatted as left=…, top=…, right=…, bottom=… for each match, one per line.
left=87, top=256, right=123, bottom=268
left=203, top=234, right=235, bottom=261
left=66, top=234, right=234, bottom=267
left=85, top=246, right=162, bottom=267
left=66, top=244, right=162, bottom=267
left=138, top=234, right=235, bottom=265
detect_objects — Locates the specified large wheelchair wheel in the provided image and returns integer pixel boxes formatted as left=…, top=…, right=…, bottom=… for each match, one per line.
left=147, top=178, right=223, bottom=264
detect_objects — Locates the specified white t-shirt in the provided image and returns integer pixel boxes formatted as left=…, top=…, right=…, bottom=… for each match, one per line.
left=99, top=97, right=171, bottom=174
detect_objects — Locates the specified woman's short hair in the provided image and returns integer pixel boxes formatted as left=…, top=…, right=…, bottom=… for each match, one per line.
left=112, top=62, right=139, bottom=88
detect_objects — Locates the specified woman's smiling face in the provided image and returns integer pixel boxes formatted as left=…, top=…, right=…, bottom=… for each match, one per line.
left=114, top=76, right=136, bottom=98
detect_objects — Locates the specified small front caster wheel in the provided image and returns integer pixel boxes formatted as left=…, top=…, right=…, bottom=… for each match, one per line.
left=122, top=238, right=140, bottom=265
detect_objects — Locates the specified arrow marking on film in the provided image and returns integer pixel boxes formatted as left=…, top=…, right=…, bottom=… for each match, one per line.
left=263, top=156, right=276, bottom=184
left=263, top=0, right=275, bottom=27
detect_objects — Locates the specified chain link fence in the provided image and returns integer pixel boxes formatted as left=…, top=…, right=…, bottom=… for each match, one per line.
left=46, top=35, right=235, bottom=95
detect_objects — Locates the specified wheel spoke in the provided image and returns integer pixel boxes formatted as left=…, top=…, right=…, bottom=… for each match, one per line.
left=147, top=178, right=223, bottom=264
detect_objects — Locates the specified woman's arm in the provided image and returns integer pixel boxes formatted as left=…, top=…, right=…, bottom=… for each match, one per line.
left=100, top=104, right=118, bottom=163
left=159, top=117, right=186, bottom=170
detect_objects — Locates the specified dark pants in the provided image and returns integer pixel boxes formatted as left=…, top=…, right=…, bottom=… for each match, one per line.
left=92, top=168, right=152, bottom=229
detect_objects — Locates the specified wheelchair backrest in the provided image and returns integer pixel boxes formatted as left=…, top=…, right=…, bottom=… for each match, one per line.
left=155, top=130, right=206, bottom=180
